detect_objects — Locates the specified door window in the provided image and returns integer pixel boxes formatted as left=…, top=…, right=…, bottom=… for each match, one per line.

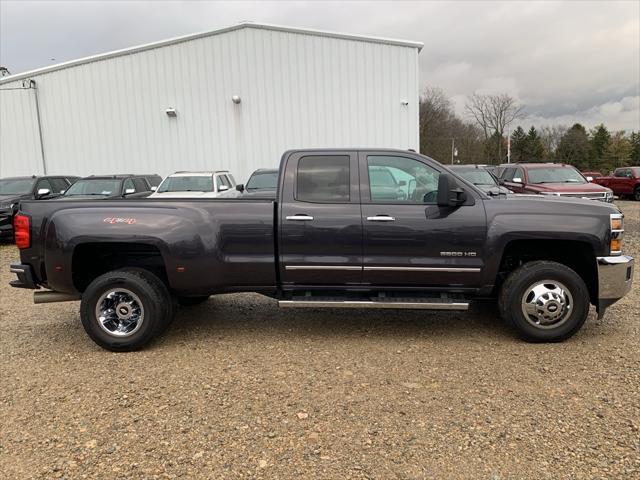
left=296, top=155, right=350, bottom=203
left=367, top=156, right=439, bottom=204
left=49, top=178, right=69, bottom=193
left=513, top=168, right=525, bottom=182
left=35, top=179, right=53, bottom=193
left=133, top=178, right=148, bottom=192
left=123, top=179, right=135, bottom=194
left=216, top=175, right=231, bottom=191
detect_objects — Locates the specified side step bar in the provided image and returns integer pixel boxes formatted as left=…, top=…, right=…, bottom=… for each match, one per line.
left=278, top=299, right=469, bottom=310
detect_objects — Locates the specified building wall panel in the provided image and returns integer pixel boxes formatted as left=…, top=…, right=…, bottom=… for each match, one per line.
left=0, top=26, right=420, bottom=182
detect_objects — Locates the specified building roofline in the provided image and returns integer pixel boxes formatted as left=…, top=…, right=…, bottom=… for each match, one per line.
left=0, top=22, right=423, bottom=85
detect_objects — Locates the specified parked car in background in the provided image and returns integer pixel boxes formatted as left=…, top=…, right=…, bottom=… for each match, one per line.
left=581, top=171, right=603, bottom=182
left=237, top=168, right=279, bottom=194
left=62, top=175, right=154, bottom=199
left=151, top=171, right=236, bottom=198
left=449, top=165, right=511, bottom=196
left=0, top=175, right=78, bottom=240
left=592, top=167, right=640, bottom=200
left=498, top=163, right=613, bottom=202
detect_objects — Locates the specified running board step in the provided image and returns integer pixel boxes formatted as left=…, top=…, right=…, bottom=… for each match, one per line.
left=278, top=297, right=469, bottom=310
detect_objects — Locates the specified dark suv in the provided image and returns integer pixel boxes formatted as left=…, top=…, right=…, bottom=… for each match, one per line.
left=498, top=163, right=613, bottom=202
left=61, top=175, right=154, bottom=199
left=0, top=175, right=79, bottom=239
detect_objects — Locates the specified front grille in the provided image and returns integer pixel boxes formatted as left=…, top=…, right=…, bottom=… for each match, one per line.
left=558, top=192, right=608, bottom=201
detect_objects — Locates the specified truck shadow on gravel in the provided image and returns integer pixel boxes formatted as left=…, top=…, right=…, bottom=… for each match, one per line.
left=155, top=295, right=523, bottom=346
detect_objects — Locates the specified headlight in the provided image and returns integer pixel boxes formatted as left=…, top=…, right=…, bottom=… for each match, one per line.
left=0, top=202, right=14, bottom=210
left=610, top=213, right=624, bottom=255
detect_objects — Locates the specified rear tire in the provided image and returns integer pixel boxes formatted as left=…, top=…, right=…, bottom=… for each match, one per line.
left=499, top=261, right=590, bottom=342
left=634, top=186, right=640, bottom=201
left=177, top=295, right=209, bottom=306
left=80, top=270, right=173, bottom=351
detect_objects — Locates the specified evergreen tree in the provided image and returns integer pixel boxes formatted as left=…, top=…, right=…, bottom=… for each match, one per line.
left=629, top=131, right=640, bottom=165
left=525, top=126, right=545, bottom=162
left=556, top=123, right=591, bottom=170
left=589, top=124, right=611, bottom=168
left=510, top=126, right=527, bottom=162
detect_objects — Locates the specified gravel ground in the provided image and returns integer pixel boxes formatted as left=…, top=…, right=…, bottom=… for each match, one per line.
left=1, top=201, right=638, bottom=479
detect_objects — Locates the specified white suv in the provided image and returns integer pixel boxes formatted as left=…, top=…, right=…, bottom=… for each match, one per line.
left=150, top=171, right=236, bottom=198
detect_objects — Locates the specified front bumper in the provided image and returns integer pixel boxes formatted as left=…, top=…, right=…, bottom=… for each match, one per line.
left=596, top=255, right=634, bottom=317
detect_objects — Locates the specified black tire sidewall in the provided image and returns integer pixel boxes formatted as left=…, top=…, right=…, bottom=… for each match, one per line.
left=503, top=263, right=590, bottom=342
left=80, top=271, right=169, bottom=351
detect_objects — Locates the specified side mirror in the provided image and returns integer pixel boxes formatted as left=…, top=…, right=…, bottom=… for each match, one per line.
left=124, top=188, right=136, bottom=195
left=437, top=173, right=467, bottom=207
left=218, top=185, right=229, bottom=192
left=586, top=176, right=593, bottom=182
left=150, top=186, right=157, bottom=191
left=235, top=184, right=245, bottom=192
left=512, top=177, right=523, bottom=184
left=398, top=180, right=407, bottom=187
left=36, top=188, right=51, bottom=199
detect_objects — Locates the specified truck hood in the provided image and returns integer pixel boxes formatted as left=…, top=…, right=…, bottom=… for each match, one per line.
left=0, top=194, right=28, bottom=205
left=526, top=182, right=611, bottom=193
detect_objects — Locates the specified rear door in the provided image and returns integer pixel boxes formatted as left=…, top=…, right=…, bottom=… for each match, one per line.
left=279, top=151, right=362, bottom=285
left=359, top=151, right=486, bottom=287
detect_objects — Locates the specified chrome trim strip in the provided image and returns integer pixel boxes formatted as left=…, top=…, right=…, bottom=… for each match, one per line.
left=10, top=267, right=26, bottom=274
left=285, top=215, right=314, bottom=221
left=363, top=266, right=481, bottom=272
left=284, top=265, right=481, bottom=272
left=285, top=265, right=362, bottom=271
left=366, top=216, right=396, bottom=221
left=278, top=300, right=469, bottom=310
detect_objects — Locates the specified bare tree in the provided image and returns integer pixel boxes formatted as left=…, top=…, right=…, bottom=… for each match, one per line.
left=465, top=93, right=525, bottom=163
left=539, top=124, right=567, bottom=159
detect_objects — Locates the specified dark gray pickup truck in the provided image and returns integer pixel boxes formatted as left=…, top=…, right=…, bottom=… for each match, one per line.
left=9, top=149, right=634, bottom=351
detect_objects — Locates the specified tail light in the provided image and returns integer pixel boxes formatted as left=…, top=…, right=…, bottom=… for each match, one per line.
left=13, top=214, right=31, bottom=249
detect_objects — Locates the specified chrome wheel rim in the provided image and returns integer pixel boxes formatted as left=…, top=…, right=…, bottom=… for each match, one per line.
left=521, top=280, right=573, bottom=329
left=95, top=288, right=144, bottom=337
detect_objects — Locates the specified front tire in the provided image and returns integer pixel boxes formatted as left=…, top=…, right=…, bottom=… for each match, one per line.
left=80, top=270, right=173, bottom=351
left=499, top=261, right=590, bottom=342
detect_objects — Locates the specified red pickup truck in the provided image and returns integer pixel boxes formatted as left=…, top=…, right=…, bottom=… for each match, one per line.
left=593, top=167, right=640, bottom=200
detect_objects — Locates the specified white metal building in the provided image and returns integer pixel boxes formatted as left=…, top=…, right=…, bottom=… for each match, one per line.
left=0, top=22, right=422, bottom=181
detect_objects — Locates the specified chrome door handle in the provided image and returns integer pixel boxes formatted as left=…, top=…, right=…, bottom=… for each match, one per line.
left=367, top=215, right=395, bottom=222
left=286, top=214, right=314, bottom=221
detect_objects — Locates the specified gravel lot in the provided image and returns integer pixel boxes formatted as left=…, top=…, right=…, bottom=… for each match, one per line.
left=1, top=201, right=638, bottom=479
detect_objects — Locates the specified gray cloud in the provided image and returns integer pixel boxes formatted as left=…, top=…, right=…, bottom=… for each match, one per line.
left=1, top=0, right=638, bottom=131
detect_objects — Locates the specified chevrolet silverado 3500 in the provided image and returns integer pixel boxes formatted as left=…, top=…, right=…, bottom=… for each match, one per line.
left=9, top=149, right=634, bottom=351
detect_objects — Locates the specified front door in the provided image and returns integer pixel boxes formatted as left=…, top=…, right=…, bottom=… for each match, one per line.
left=359, top=152, right=487, bottom=288
left=279, top=152, right=362, bottom=285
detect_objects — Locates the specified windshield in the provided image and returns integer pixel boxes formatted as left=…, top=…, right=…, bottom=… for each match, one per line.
left=0, top=178, right=34, bottom=195
left=528, top=167, right=587, bottom=184
left=246, top=172, right=278, bottom=190
left=454, top=169, right=497, bottom=186
left=65, top=179, right=121, bottom=196
left=157, top=176, right=213, bottom=192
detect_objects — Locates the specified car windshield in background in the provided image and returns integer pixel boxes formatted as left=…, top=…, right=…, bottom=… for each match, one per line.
left=246, top=172, right=278, bottom=190
left=0, top=178, right=34, bottom=195
left=64, top=179, right=121, bottom=196
left=454, top=169, right=498, bottom=186
left=157, top=176, right=213, bottom=192
left=528, top=167, right=587, bottom=184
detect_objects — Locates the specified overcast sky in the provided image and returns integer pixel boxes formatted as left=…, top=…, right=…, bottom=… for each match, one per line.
left=1, top=0, right=638, bottom=131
